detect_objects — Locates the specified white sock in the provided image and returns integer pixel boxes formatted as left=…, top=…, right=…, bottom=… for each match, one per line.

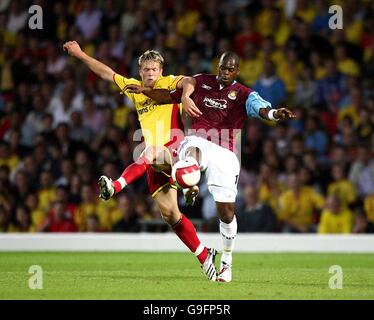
left=115, top=177, right=127, bottom=190
left=219, top=215, right=237, bottom=265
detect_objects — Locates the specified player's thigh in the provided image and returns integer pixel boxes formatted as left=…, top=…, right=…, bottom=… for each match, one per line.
left=141, top=146, right=172, bottom=172
left=153, top=186, right=181, bottom=224
left=178, top=136, right=209, bottom=170
left=205, top=146, right=240, bottom=203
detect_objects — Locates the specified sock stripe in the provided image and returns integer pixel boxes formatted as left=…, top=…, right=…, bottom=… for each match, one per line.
left=220, top=232, right=236, bottom=240
left=117, top=177, right=127, bottom=189
left=194, top=243, right=204, bottom=256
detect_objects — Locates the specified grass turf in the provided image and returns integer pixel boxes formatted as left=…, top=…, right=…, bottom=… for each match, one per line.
left=0, top=252, right=373, bottom=300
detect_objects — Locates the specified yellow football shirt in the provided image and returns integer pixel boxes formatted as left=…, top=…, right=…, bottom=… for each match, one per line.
left=318, top=208, right=353, bottom=234
left=364, top=194, right=374, bottom=223
left=327, top=180, right=357, bottom=208
left=278, top=187, right=325, bottom=226
left=113, top=74, right=184, bottom=147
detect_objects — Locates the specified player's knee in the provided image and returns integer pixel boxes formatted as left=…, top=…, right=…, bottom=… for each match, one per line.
left=185, top=147, right=201, bottom=166
left=217, top=203, right=235, bottom=223
left=140, top=146, right=157, bottom=163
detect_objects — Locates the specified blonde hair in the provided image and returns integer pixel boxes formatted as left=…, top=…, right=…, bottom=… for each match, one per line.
left=138, top=50, right=164, bottom=68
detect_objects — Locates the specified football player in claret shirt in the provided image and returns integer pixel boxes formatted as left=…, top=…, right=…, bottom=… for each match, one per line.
left=63, top=41, right=218, bottom=281
left=124, top=51, right=296, bottom=282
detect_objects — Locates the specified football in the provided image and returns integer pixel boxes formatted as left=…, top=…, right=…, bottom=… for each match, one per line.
left=171, top=157, right=201, bottom=189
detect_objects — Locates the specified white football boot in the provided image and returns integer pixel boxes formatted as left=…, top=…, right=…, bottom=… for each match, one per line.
left=98, top=175, right=115, bottom=200
left=217, top=260, right=232, bottom=282
left=201, top=248, right=218, bottom=281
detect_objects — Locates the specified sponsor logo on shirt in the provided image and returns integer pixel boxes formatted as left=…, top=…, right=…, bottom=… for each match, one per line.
left=203, top=97, right=227, bottom=110
left=202, top=84, right=212, bottom=90
left=137, top=103, right=155, bottom=115
left=228, top=91, right=237, bottom=100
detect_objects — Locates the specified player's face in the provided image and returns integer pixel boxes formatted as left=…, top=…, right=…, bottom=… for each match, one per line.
left=217, top=59, right=239, bottom=87
left=139, top=61, right=163, bottom=87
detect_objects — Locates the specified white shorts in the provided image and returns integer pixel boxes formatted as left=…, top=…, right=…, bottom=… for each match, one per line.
left=178, top=136, right=240, bottom=203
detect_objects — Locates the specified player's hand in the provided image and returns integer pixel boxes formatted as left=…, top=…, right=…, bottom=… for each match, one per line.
left=181, top=96, right=202, bottom=118
left=63, top=41, right=83, bottom=58
left=274, top=108, right=297, bottom=120
left=183, top=185, right=199, bottom=206
left=122, top=84, right=148, bottom=94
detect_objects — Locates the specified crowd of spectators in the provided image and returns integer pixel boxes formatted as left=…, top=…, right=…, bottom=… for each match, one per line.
left=0, top=0, right=374, bottom=234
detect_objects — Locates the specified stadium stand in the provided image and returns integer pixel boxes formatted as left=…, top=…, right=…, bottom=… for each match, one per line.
left=0, top=0, right=374, bottom=234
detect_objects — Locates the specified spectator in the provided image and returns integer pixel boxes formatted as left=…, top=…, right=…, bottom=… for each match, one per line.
left=25, top=192, right=46, bottom=232
left=0, top=141, right=20, bottom=174
left=85, top=214, right=102, bottom=232
left=317, top=59, right=348, bottom=108
left=253, top=59, right=286, bottom=107
left=239, top=42, right=263, bottom=86
left=82, top=95, right=103, bottom=134
left=6, top=2, right=28, bottom=34
left=21, top=94, right=46, bottom=147
left=278, top=46, right=304, bottom=94
left=278, top=172, right=325, bottom=233
left=38, top=170, right=56, bottom=212
left=75, top=0, right=102, bottom=41
left=349, top=145, right=374, bottom=199
left=8, top=206, right=32, bottom=232
left=233, top=17, right=262, bottom=57
left=304, top=115, right=328, bottom=157
left=293, top=67, right=318, bottom=108
left=237, top=185, right=277, bottom=232
left=42, top=201, right=77, bottom=232
left=69, top=111, right=94, bottom=144
left=338, top=87, right=363, bottom=128
left=328, top=163, right=357, bottom=209
left=364, top=192, right=374, bottom=229
left=0, top=205, right=10, bottom=232
left=112, top=194, right=140, bottom=232
left=257, top=163, right=283, bottom=214
left=318, top=195, right=353, bottom=234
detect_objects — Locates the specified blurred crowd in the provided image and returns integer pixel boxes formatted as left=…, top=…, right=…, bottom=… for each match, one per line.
left=0, top=0, right=374, bottom=234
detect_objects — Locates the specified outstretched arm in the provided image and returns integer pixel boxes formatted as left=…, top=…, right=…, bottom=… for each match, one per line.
left=123, top=85, right=173, bottom=104
left=123, top=77, right=193, bottom=104
left=246, top=91, right=296, bottom=121
left=63, top=41, right=115, bottom=82
left=259, top=107, right=296, bottom=121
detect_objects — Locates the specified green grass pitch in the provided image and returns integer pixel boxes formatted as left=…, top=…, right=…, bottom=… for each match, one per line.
left=0, top=252, right=373, bottom=300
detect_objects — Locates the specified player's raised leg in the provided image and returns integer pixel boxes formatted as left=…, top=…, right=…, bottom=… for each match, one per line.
left=99, top=156, right=151, bottom=200
left=99, top=146, right=159, bottom=200
left=153, top=186, right=217, bottom=281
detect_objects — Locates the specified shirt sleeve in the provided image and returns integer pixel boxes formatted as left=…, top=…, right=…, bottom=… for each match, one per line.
left=112, top=74, right=141, bottom=102
left=245, top=91, right=272, bottom=119
left=168, top=75, right=184, bottom=90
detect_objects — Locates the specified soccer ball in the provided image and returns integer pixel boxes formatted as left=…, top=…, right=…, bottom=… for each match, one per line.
left=171, top=158, right=201, bottom=189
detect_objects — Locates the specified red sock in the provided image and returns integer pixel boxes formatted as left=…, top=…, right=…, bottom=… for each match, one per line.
left=113, top=156, right=151, bottom=194
left=173, top=214, right=208, bottom=264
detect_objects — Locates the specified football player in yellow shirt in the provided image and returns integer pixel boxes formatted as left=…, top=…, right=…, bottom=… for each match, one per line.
left=63, top=41, right=216, bottom=281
